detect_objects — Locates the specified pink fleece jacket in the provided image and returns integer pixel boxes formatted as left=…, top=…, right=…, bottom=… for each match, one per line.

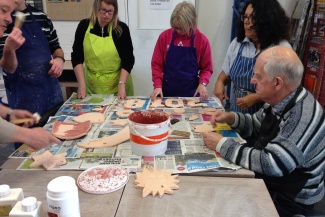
left=151, top=28, right=213, bottom=88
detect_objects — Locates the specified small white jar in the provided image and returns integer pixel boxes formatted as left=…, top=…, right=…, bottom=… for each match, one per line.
left=9, top=197, right=42, bottom=217
left=46, top=176, right=80, bottom=217
left=0, top=185, right=24, bottom=217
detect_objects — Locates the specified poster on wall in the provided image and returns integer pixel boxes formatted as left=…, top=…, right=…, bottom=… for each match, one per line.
left=45, top=0, right=92, bottom=21
left=138, top=0, right=196, bottom=29
left=149, top=0, right=173, bottom=10
left=43, top=0, right=126, bottom=22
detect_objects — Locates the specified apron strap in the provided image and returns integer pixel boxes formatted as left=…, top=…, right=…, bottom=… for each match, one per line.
left=254, top=86, right=304, bottom=149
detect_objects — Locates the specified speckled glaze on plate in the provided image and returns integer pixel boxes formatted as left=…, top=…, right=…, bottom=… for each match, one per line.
left=77, top=165, right=129, bottom=194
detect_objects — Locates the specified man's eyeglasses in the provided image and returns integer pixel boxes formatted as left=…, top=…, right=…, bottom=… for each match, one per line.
left=241, top=14, right=255, bottom=24
left=99, top=9, right=115, bottom=15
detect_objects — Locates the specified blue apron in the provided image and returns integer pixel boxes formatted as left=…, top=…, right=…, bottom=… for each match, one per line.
left=162, top=31, right=199, bottom=97
left=4, top=5, right=63, bottom=116
left=229, top=42, right=263, bottom=114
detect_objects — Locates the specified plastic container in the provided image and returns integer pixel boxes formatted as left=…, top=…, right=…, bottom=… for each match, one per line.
left=0, top=185, right=24, bottom=217
left=128, top=110, right=170, bottom=156
left=46, top=176, right=80, bottom=217
left=9, top=197, right=42, bottom=217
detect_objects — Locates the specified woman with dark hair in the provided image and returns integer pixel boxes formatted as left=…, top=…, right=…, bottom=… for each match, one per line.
left=213, top=0, right=291, bottom=113
left=71, top=0, right=135, bottom=99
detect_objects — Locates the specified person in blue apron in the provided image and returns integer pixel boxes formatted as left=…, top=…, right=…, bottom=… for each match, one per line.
left=150, top=1, right=213, bottom=101
left=0, top=1, right=64, bottom=117
left=71, top=0, right=135, bottom=100
left=213, top=0, right=292, bottom=113
left=0, top=1, right=64, bottom=148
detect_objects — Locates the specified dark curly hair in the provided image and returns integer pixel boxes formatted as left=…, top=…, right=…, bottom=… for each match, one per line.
left=236, top=0, right=291, bottom=50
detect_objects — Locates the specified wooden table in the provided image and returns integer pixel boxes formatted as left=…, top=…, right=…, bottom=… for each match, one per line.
left=0, top=167, right=277, bottom=217
left=0, top=169, right=123, bottom=217
left=117, top=176, right=279, bottom=217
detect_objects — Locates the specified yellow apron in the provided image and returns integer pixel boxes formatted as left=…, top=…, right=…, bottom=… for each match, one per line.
left=83, top=22, right=134, bottom=95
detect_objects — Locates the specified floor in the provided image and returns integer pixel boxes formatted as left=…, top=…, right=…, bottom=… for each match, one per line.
left=0, top=143, right=15, bottom=167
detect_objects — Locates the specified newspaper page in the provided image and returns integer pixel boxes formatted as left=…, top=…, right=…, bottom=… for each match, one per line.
left=15, top=95, right=244, bottom=174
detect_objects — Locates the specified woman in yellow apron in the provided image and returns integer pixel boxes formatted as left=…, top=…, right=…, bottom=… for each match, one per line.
left=71, top=0, right=134, bottom=99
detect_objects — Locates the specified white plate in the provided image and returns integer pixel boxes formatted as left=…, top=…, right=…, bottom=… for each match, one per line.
left=77, top=165, right=129, bottom=194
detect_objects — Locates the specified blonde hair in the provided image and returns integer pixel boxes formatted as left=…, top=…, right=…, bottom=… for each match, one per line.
left=90, top=0, right=122, bottom=36
left=170, top=1, right=197, bottom=35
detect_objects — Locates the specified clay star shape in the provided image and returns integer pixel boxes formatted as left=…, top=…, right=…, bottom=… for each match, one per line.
left=134, top=167, right=180, bottom=198
left=29, top=151, right=67, bottom=170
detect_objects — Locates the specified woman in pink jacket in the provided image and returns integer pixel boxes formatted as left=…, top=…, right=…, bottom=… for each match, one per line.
left=150, top=1, right=213, bottom=101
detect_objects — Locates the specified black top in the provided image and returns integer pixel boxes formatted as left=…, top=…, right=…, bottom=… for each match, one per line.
left=71, top=19, right=135, bottom=73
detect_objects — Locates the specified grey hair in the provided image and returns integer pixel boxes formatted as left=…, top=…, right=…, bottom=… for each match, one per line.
left=263, top=46, right=304, bottom=88
left=170, top=1, right=197, bottom=35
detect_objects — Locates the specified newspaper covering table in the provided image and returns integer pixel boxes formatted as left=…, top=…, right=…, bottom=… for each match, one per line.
left=10, top=93, right=244, bottom=173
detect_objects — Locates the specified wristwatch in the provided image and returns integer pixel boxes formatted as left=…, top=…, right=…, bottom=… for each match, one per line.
left=200, top=82, right=207, bottom=87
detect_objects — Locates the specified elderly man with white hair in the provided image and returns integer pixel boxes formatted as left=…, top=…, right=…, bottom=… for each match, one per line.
left=202, top=46, right=325, bottom=216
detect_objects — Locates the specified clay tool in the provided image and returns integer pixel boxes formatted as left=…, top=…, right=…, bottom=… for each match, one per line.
left=14, top=11, right=25, bottom=29
left=10, top=113, right=41, bottom=125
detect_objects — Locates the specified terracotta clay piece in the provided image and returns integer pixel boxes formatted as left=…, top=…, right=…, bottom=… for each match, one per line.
left=110, top=119, right=128, bottom=127
left=116, top=109, right=134, bottom=118
left=193, top=123, right=215, bottom=133
left=165, top=99, right=184, bottom=108
left=150, top=98, right=163, bottom=108
left=187, top=99, right=206, bottom=107
left=77, top=126, right=130, bottom=149
left=199, top=107, right=218, bottom=116
left=174, top=108, right=185, bottom=114
left=29, top=151, right=67, bottom=170
left=171, top=130, right=191, bottom=138
left=73, top=112, right=105, bottom=124
left=124, top=99, right=146, bottom=109
left=52, top=120, right=92, bottom=140
left=188, top=114, right=199, bottom=121
left=134, top=167, right=180, bottom=198
left=204, top=108, right=218, bottom=112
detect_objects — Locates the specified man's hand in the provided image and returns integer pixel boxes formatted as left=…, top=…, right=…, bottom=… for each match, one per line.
left=1, top=28, right=25, bottom=73
left=210, top=110, right=235, bottom=127
left=5, top=27, right=25, bottom=51
left=48, top=58, right=64, bottom=78
left=24, top=127, right=61, bottom=150
left=17, top=127, right=61, bottom=150
left=10, top=109, right=37, bottom=127
left=202, top=132, right=223, bottom=151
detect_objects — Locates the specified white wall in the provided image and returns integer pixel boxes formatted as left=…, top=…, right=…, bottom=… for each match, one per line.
left=197, top=1, right=233, bottom=97
left=53, top=0, right=294, bottom=97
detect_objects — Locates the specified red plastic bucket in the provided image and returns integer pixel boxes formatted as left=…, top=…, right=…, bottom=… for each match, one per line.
left=128, top=110, right=170, bottom=156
